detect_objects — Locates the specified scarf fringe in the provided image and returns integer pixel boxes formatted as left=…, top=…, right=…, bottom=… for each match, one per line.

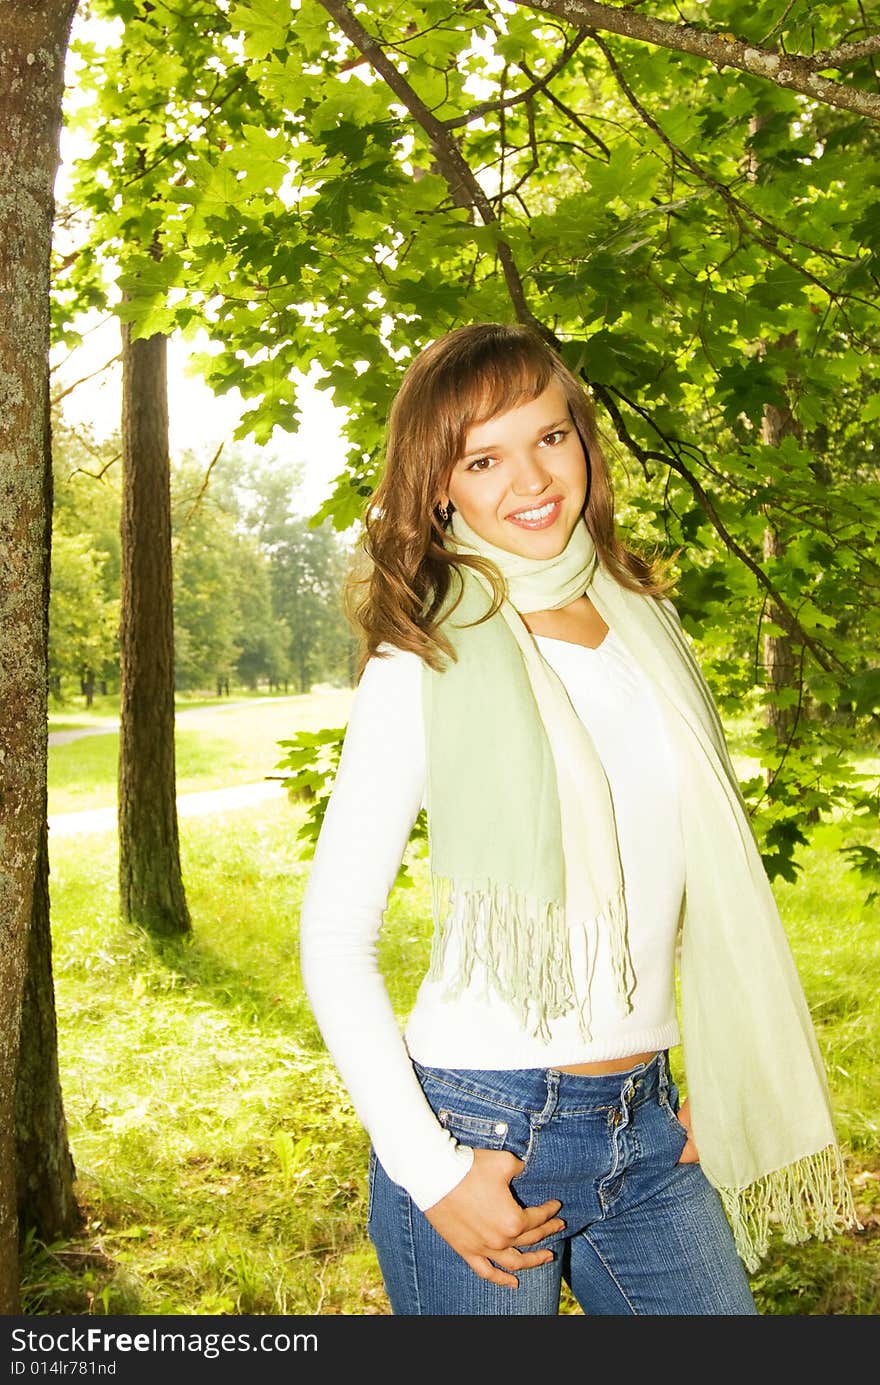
left=717, top=1144, right=863, bottom=1274
left=427, top=876, right=633, bottom=1043
left=605, top=880, right=636, bottom=1018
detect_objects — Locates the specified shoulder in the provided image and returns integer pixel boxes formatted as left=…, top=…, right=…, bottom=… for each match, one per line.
left=350, top=642, right=425, bottom=720
left=658, top=594, right=682, bottom=625
left=337, top=643, right=426, bottom=773
left=363, top=641, right=425, bottom=683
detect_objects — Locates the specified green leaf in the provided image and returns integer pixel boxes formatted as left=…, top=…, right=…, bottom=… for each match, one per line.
left=230, top=0, right=294, bottom=61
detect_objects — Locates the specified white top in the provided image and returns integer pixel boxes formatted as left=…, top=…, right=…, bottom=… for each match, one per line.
left=299, top=624, right=686, bottom=1211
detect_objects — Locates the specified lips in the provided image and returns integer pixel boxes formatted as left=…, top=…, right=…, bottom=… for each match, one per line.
left=505, top=497, right=563, bottom=529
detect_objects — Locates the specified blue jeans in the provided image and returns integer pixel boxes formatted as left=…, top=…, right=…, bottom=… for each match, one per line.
left=367, top=1050, right=757, bottom=1315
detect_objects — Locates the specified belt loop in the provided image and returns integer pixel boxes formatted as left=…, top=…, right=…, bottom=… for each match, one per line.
left=620, top=1070, right=636, bottom=1113
left=657, top=1049, right=669, bottom=1100
left=537, top=1068, right=560, bottom=1128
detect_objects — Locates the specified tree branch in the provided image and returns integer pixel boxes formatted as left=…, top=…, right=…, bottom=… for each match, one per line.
left=174, top=441, right=225, bottom=546
left=517, top=59, right=612, bottom=157
left=443, top=30, right=590, bottom=129
left=315, top=0, right=548, bottom=336
left=68, top=453, right=121, bottom=483
left=50, top=353, right=121, bottom=407
left=587, top=379, right=848, bottom=675
left=516, top=1, right=880, bottom=121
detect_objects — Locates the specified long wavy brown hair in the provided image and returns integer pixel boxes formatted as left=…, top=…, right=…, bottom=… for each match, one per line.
left=344, top=322, right=680, bottom=678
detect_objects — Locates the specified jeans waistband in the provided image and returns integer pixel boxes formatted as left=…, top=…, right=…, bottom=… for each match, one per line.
left=411, top=1050, right=669, bottom=1116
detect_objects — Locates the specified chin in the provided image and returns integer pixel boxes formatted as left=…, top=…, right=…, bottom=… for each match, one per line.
left=502, top=515, right=578, bottom=554
left=502, top=533, right=568, bottom=560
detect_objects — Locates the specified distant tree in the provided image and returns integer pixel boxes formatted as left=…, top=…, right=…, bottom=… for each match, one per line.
left=49, top=533, right=118, bottom=702
left=172, top=496, right=240, bottom=693
left=228, top=544, right=291, bottom=691
left=49, top=419, right=122, bottom=699
left=171, top=453, right=290, bottom=693
left=308, top=534, right=359, bottom=689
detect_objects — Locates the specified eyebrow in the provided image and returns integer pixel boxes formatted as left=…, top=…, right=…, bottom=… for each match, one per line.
left=460, top=417, right=571, bottom=461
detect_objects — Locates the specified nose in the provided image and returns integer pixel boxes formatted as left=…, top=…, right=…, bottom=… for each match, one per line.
left=511, top=452, right=553, bottom=495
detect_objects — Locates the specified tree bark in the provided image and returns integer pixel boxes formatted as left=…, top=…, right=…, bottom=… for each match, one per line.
left=118, top=321, right=190, bottom=935
left=0, top=0, right=78, bottom=1314
left=15, top=826, right=81, bottom=1243
left=518, top=0, right=880, bottom=122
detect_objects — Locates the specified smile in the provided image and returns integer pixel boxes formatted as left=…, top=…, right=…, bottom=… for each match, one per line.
left=506, top=499, right=562, bottom=529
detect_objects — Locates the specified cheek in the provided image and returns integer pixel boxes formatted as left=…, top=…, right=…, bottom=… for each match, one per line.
left=448, top=475, right=506, bottom=522
left=562, top=448, right=589, bottom=503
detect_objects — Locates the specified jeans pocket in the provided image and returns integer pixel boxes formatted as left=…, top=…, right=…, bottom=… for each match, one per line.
left=366, top=1144, right=378, bottom=1226
left=659, top=1082, right=690, bottom=1142
left=414, top=1066, right=532, bottom=1165
left=436, top=1107, right=512, bottom=1151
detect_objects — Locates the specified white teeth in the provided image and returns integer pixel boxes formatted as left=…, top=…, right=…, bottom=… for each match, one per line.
left=511, top=501, right=557, bottom=522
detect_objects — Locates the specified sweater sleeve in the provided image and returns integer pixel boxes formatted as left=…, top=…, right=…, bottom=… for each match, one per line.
left=298, top=643, right=475, bottom=1210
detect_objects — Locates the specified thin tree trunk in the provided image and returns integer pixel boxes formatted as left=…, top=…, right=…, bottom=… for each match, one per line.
left=0, top=0, right=78, bottom=1314
left=118, top=321, right=190, bottom=934
left=747, top=123, right=806, bottom=770
left=760, top=337, right=803, bottom=760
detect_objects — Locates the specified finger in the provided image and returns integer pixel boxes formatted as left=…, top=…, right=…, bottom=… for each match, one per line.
left=518, top=1199, right=563, bottom=1230
left=511, top=1218, right=567, bottom=1248
left=492, top=1246, right=555, bottom=1271
left=469, top=1255, right=520, bottom=1289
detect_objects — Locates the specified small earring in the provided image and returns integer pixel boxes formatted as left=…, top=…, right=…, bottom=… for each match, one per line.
left=438, top=501, right=449, bottom=523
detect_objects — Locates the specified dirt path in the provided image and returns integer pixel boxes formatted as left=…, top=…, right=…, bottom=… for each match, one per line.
left=48, top=779, right=288, bottom=838
left=49, top=696, right=302, bottom=747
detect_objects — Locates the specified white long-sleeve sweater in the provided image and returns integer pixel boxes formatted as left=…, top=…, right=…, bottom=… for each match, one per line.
left=299, top=623, right=686, bottom=1211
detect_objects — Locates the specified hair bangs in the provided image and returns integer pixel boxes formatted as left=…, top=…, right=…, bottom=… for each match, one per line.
left=438, top=333, right=556, bottom=469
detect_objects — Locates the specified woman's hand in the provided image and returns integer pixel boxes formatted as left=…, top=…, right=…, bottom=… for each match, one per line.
left=423, top=1148, right=566, bottom=1288
left=676, top=1097, right=700, bottom=1164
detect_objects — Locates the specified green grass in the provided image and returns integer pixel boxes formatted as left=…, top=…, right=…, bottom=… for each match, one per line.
left=21, top=703, right=880, bottom=1315
left=26, top=803, right=391, bottom=1316
left=48, top=690, right=354, bottom=814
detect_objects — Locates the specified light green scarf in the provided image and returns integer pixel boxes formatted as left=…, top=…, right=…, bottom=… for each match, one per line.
left=422, top=508, right=860, bottom=1271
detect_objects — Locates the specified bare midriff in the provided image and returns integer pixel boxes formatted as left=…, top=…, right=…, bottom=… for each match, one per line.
left=555, top=1051, right=658, bottom=1075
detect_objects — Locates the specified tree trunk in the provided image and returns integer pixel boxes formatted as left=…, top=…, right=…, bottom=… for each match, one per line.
left=760, top=335, right=802, bottom=759
left=15, top=826, right=81, bottom=1242
left=0, top=0, right=78, bottom=1314
left=118, top=322, right=190, bottom=935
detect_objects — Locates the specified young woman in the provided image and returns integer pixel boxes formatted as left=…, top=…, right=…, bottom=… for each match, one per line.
left=299, top=322, right=858, bottom=1316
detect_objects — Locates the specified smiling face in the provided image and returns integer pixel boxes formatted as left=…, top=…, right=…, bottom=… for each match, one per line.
left=440, top=381, right=589, bottom=558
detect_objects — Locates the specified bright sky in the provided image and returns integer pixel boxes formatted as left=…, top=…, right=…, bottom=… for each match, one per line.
left=50, top=312, right=351, bottom=520
left=51, top=11, right=352, bottom=521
